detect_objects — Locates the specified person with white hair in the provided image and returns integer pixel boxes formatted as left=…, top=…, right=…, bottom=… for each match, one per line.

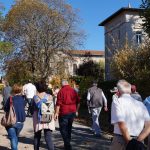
left=55, top=79, right=80, bottom=150
left=110, top=80, right=150, bottom=150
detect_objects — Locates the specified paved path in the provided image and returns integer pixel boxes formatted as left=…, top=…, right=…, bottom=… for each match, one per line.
left=0, top=95, right=111, bottom=150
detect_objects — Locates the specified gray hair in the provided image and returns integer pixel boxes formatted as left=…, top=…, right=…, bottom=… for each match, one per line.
left=92, top=80, right=98, bottom=86
left=62, top=79, right=69, bottom=86
left=117, top=80, right=131, bottom=94
left=117, top=79, right=127, bottom=87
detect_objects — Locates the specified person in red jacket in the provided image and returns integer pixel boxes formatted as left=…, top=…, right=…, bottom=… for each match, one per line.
left=55, top=79, right=80, bottom=150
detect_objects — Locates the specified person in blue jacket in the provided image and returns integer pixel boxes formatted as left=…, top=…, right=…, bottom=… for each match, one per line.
left=144, top=96, right=150, bottom=150
left=4, top=84, right=26, bottom=150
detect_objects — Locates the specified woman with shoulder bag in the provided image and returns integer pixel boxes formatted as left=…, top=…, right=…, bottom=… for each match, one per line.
left=4, top=84, right=26, bottom=150
left=33, top=81, right=55, bottom=150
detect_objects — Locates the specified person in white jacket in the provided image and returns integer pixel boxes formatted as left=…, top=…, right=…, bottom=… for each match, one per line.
left=24, top=80, right=36, bottom=116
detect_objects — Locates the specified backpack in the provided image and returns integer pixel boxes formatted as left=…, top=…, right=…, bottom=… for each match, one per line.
left=34, top=94, right=54, bottom=123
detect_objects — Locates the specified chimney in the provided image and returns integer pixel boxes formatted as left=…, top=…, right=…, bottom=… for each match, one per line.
left=128, top=3, right=132, bottom=8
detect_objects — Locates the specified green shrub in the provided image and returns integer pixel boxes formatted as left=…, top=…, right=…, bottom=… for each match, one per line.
left=70, top=76, right=94, bottom=106
left=98, top=80, right=117, bottom=132
left=77, top=60, right=104, bottom=80
left=79, top=76, right=95, bottom=106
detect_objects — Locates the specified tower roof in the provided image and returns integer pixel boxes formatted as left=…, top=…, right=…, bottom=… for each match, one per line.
left=99, top=7, right=143, bottom=26
left=128, top=3, right=132, bottom=8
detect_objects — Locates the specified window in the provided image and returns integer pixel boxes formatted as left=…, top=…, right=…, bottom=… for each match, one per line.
left=73, top=64, right=78, bottom=75
left=136, top=31, right=142, bottom=44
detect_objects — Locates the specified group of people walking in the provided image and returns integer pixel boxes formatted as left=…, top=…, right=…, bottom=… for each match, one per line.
left=110, top=80, right=150, bottom=150
left=1, top=79, right=80, bottom=150
left=86, top=80, right=150, bottom=150
left=1, top=78, right=150, bottom=150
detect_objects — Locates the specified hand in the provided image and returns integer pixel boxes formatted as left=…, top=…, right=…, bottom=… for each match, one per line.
left=126, top=137, right=132, bottom=144
left=137, top=137, right=142, bottom=142
left=104, top=106, right=108, bottom=112
left=54, top=113, right=59, bottom=121
left=76, top=111, right=79, bottom=117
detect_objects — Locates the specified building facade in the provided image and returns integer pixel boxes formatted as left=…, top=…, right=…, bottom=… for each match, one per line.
left=68, top=50, right=104, bottom=76
left=99, top=7, right=145, bottom=80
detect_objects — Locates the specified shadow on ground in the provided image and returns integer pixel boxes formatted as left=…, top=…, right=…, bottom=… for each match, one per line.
left=0, top=146, right=10, bottom=150
left=19, top=136, right=33, bottom=145
left=20, top=126, right=111, bottom=150
left=54, top=126, right=111, bottom=150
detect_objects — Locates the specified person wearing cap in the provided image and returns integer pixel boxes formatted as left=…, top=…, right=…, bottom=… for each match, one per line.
left=87, top=81, right=108, bottom=136
left=110, top=87, right=121, bottom=101
left=131, top=85, right=142, bottom=102
left=110, top=80, right=150, bottom=150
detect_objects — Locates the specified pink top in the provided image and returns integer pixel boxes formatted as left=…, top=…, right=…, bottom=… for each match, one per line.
left=33, top=110, right=55, bottom=132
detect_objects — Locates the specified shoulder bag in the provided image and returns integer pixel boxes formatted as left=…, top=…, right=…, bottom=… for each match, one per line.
left=1, top=96, right=17, bottom=127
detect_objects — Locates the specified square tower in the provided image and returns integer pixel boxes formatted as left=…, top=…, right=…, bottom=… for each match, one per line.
left=99, top=7, right=145, bottom=80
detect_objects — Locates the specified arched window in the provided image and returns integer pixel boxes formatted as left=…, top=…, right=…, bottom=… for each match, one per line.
left=73, top=64, right=77, bottom=75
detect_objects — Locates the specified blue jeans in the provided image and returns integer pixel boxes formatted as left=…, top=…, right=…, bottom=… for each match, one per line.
left=91, top=107, right=102, bottom=134
left=59, top=113, right=75, bottom=150
left=6, top=122, right=24, bottom=150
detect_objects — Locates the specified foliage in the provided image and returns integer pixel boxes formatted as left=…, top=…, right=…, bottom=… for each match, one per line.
left=99, top=60, right=105, bottom=81
left=4, top=56, right=33, bottom=85
left=0, top=83, right=4, bottom=92
left=70, top=76, right=83, bottom=85
left=77, top=60, right=104, bottom=80
left=0, top=8, right=13, bottom=65
left=111, top=42, right=150, bottom=97
left=0, top=42, right=13, bottom=58
left=50, top=76, right=61, bottom=88
left=4, top=0, right=84, bottom=80
left=141, top=0, right=150, bottom=37
left=111, top=46, right=136, bottom=81
left=78, top=76, right=94, bottom=105
left=69, top=75, right=95, bottom=106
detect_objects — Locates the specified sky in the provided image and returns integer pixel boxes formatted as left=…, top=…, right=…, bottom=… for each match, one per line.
left=1, top=0, right=141, bottom=50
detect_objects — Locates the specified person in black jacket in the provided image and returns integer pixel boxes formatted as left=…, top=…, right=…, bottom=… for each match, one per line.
left=4, top=84, right=26, bottom=150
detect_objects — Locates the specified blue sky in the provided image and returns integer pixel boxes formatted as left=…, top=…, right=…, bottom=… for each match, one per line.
left=1, top=0, right=141, bottom=50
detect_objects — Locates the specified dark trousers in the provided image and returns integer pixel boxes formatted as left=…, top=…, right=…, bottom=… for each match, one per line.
left=34, top=129, right=54, bottom=150
left=59, top=113, right=75, bottom=150
left=26, top=98, right=33, bottom=116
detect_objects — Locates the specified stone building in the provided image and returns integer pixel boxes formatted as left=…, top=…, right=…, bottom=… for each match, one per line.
left=99, top=6, right=145, bottom=80
left=68, top=50, right=104, bottom=76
